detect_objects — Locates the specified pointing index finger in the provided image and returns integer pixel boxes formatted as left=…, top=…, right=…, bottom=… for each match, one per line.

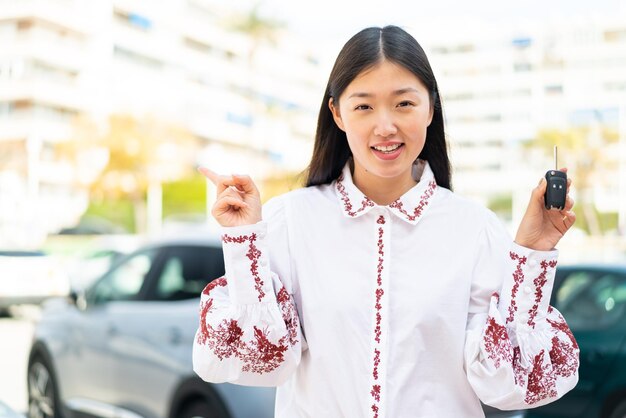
left=197, top=167, right=220, bottom=185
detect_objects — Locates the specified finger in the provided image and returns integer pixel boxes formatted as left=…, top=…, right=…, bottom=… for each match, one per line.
left=558, top=167, right=568, bottom=173
left=559, top=210, right=576, bottom=229
left=232, top=174, right=260, bottom=195
left=197, top=167, right=221, bottom=185
left=532, top=177, right=547, bottom=203
left=566, top=177, right=572, bottom=194
left=218, top=186, right=246, bottom=202
left=563, top=195, right=575, bottom=212
left=213, top=195, right=249, bottom=216
left=198, top=167, right=245, bottom=195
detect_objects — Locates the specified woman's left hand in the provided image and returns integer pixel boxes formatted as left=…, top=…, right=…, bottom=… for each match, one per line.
left=515, top=168, right=576, bottom=251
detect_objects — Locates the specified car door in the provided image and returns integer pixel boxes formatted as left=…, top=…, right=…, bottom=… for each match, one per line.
left=107, top=244, right=225, bottom=418
left=60, top=248, right=159, bottom=411
left=528, top=267, right=626, bottom=417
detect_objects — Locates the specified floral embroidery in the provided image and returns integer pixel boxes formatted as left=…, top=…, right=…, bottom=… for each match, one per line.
left=277, top=287, right=299, bottom=346
left=507, top=252, right=527, bottom=324
left=388, top=180, right=437, bottom=222
left=483, top=316, right=513, bottom=368
left=336, top=173, right=375, bottom=217
left=371, top=384, right=381, bottom=402
left=197, top=282, right=299, bottom=375
left=371, top=223, right=386, bottom=417
left=373, top=349, right=381, bottom=380
left=222, top=233, right=265, bottom=302
left=549, top=336, right=578, bottom=378
left=547, top=313, right=579, bottom=349
left=527, top=260, right=558, bottom=328
left=525, top=350, right=557, bottom=405
left=197, top=278, right=228, bottom=345
left=512, top=346, right=527, bottom=387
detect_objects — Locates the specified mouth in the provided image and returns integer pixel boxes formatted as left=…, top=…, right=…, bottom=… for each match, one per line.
left=370, top=143, right=404, bottom=154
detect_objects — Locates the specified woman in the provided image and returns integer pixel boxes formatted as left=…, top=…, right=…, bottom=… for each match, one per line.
left=193, top=25, right=579, bottom=417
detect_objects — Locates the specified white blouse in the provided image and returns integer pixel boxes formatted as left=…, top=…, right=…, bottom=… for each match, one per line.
left=193, top=161, right=579, bottom=418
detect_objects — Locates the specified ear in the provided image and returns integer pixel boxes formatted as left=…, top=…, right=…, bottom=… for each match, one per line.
left=427, top=105, right=434, bottom=127
left=328, top=97, right=345, bottom=132
left=427, top=92, right=436, bottom=127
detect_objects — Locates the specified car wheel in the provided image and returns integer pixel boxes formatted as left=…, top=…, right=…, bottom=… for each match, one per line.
left=27, top=357, right=61, bottom=418
left=177, top=400, right=223, bottom=418
left=610, top=401, right=626, bottom=418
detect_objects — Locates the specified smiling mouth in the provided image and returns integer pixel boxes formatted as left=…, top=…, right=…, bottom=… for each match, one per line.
left=371, top=143, right=404, bottom=153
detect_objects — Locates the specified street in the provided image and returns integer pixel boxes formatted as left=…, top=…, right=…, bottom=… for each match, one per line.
left=0, top=306, right=39, bottom=414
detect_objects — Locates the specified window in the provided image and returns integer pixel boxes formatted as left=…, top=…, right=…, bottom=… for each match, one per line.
left=87, top=250, right=157, bottom=305
left=555, top=269, right=626, bottom=330
left=150, top=245, right=224, bottom=301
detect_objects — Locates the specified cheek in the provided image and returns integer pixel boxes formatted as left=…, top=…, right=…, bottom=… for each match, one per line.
left=343, top=119, right=371, bottom=146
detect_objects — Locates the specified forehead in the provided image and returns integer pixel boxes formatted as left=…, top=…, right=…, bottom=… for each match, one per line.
left=344, top=60, right=427, bottom=95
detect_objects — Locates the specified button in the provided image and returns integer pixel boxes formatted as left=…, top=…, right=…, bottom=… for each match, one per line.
left=528, top=258, right=537, bottom=267
left=524, top=286, right=532, bottom=294
left=259, top=257, right=268, bottom=267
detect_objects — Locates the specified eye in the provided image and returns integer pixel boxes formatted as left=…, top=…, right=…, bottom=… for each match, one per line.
left=397, top=101, right=415, bottom=108
left=354, top=104, right=372, bottom=111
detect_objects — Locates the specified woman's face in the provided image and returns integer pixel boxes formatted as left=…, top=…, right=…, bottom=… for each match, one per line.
left=330, top=60, right=433, bottom=186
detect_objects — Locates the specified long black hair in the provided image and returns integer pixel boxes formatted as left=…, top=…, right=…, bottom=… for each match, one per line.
left=305, top=25, right=451, bottom=190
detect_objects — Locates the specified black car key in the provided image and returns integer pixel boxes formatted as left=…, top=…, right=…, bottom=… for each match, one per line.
left=544, top=146, right=567, bottom=210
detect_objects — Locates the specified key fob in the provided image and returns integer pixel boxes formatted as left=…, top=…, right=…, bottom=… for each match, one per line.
left=544, top=170, right=567, bottom=210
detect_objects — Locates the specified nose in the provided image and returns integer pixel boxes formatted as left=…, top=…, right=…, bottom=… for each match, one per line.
left=373, top=110, right=397, bottom=137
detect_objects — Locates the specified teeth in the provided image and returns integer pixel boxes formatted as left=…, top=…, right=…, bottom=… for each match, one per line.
left=373, top=144, right=402, bottom=153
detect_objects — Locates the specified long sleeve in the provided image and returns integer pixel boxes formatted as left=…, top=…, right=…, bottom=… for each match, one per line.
left=464, top=212, right=579, bottom=410
left=193, top=197, right=305, bottom=387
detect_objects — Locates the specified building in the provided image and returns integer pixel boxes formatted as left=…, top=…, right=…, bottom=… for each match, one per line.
left=0, top=0, right=322, bottom=245
left=422, top=15, right=626, bottom=234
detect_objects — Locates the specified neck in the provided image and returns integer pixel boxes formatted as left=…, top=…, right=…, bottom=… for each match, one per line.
left=351, top=164, right=417, bottom=206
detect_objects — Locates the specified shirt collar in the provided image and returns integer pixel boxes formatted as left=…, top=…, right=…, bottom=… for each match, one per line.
left=333, top=159, right=438, bottom=225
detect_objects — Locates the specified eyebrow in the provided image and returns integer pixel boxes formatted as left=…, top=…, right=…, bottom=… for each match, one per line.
left=347, top=87, right=421, bottom=99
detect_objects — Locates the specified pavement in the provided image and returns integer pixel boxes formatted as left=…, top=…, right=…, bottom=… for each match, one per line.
left=0, top=306, right=39, bottom=414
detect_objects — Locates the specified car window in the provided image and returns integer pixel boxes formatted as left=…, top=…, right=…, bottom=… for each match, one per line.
left=86, top=249, right=157, bottom=305
left=149, top=245, right=224, bottom=301
left=555, top=269, right=626, bottom=330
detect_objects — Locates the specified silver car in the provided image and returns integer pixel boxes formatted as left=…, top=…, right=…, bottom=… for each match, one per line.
left=27, top=234, right=275, bottom=418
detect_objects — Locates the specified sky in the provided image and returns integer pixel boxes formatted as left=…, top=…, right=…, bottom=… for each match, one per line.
left=253, top=0, right=626, bottom=43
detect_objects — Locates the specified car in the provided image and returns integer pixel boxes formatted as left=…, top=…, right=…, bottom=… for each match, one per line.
left=0, top=250, right=70, bottom=316
left=526, top=263, right=626, bottom=418
left=27, top=233, right=276, bottom=418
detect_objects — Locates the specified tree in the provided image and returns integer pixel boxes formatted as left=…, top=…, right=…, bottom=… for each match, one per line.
left=64, top=114, right=200, bottom=233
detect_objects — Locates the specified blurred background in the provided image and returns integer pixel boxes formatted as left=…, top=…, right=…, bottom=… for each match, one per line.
left=1, top=0, right=626, bottom=415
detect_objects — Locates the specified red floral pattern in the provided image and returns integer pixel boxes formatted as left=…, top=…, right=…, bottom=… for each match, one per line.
left=527, top=260, right=558, bottom=328
left=483, top=271, right=577, bottom=406
left=371, top=219, right=386, bottom=417
left=507, top=252, right=527, bottom=324
left=222, top=233, right=266, bottom=302
left=483, top=316, right=513, bottom=368
left=549, top=336, right=578, bottom=378
left=197, top=281, right=299, bottom=375
left=525, top=350, right=557, bottom=404
left=512, top=346, right=527, bottom=388
left=547, top=313, right=579, bottom=350
left=373, top=349, right=381, bottom=380
left=388, top=180, right=437, bottom=221
left=336, top=173, right=375, bottom=217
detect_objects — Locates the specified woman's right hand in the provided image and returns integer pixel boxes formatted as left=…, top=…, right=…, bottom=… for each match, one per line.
left=198, top=167, right=262, bottom=227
